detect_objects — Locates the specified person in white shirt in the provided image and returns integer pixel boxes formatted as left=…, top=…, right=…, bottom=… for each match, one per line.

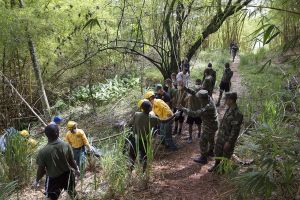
left=176, top=67, right=190, bottom=87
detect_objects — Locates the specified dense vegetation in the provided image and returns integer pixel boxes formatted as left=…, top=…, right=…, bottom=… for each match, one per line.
left=0, top=0, right=299, bottom=199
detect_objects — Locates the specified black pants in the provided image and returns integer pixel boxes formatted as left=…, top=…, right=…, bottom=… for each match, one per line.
left=45, top=171, right=76, bottom=200
left=128, top=135, right=148, bottom=172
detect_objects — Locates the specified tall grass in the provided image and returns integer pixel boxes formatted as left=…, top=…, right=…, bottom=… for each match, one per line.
left=133, top=129, right=155, bottom=189
left=0, top=181, right=17, bottom=200
left=100, top=133, right=131, bottom=198
left=1, top=134, right=36, bottom=187
left=234, top=51, right=300, bottom=199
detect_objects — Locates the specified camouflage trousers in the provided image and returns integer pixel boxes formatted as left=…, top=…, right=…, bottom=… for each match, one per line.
left=214, top=133, right=236, bottom=159
left=199, top=132, right=216, bottom=157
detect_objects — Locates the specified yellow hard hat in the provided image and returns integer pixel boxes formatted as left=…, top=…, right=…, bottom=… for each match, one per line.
left=20, top=130, right=29, bottom=137
left=144, top=91, right=155, bottom=99
left=67, top=121, right=77, bottom=130
left=28, top=138, right=38, bottom=147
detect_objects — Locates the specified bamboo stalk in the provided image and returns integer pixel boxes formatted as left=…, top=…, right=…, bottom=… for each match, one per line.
left=0, top=71, right=47, bottom=126
left=92, top=133, right=123, bottom=143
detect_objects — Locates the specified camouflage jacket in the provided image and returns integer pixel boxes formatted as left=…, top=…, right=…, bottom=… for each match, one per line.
left=202, top=76, right=214, bottom=93
left=186, top=98, right=218, bottom=134
left=219, top=105, right=243, bottom=144
left=173, top=89, right=188, bottom=108
left=221, top=68, right=233, bottom=83
left=187, top=87, right=202, bottom=111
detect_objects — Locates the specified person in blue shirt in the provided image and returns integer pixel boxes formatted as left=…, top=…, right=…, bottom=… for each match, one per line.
left=50, top=116, right=63, bottom=126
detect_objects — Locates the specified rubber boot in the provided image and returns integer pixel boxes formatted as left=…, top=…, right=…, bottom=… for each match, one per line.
left=208, top=160, right=220, bottom=172
left=193, top=155, right=208, bottom=164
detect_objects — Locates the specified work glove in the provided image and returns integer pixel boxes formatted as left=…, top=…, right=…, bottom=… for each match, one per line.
left=174, top=110, right=181, bottom=117
left=177, top=105, right=188, bottom=113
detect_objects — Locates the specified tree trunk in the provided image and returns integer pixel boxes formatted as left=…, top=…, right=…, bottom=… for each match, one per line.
left=18, top=0, right=51, bottom=120
left=28, top=38, right=51, bottom=119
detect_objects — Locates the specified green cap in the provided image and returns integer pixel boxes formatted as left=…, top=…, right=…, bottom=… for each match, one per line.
left=155, top=84, right=163, bottom=91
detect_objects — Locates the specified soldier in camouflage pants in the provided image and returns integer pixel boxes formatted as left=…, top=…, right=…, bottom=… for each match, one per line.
left=209, top=92, right=243, bottom=172
left=180, top=89, right=218, bottom=164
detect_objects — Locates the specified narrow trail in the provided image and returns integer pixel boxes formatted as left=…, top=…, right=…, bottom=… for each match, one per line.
left=133, top=57, right=242, bottom=200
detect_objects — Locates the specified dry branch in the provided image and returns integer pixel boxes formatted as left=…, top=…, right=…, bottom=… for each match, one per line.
left=0, top=71, right=47, bottom=126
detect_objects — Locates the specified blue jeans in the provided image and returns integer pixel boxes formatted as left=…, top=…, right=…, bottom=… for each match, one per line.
left=72, top=147, right=86, bottom=170
left=160, top=121, right=177, bottom=149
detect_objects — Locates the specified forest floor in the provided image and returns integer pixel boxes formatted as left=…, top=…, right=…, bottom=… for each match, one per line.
left=130, top=56, right=245, bottom=200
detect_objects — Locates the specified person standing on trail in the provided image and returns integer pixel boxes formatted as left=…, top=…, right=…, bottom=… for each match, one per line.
left=231, top=43, right=239, bottom=62
left=65, top=121, right=91, bottom=170
left=172, top=80, right=188, bottom=135
left=155, top=84, right=171, bottom=106
left=176, top=67, right=190, bottom=87
left=230, top=40, right=235, bottom=55
left=34, top=124, right=79, bottom=200
left=128, top=100, right=180, bottom=171
left=185, top=79, right=203, bottom=143
left=179, top=90, right=218, bottom=164
left=202, top=75, right=214, bottom=97
left=144, top=91, right=178, bottom=151
left=171, top=73, right=178, bottom=89
left=203, top=63, right=217, bottom=89
left=164, top=78, right=177, bottom=109
left=216, top=63, right=233, bottom=107
left=180, top=57, right=190, bottom=74
left=209, top=92, right=243, bottom=172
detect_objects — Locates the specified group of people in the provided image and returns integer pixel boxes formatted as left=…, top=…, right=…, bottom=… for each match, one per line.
left=31, top=57, right=243, bottom=200
left=129, top=60, right=243, bottom=174
left=34, top=116, right=92, bottom=200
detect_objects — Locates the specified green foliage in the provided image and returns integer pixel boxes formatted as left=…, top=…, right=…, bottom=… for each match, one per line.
left=0, top=181, right=17, bottom=200
left=52, top=98, right=68, bottom=111
left=191, top=49, right=230, bottom=82
left=71, top=75, right=139, bottom=105
left=215, top=157, right=236, bottom=175
left=100, top=134, right=130, bottom=198
left=2, top=134, right=36, bottom=186
left=235, top=51, right=300, bottom=199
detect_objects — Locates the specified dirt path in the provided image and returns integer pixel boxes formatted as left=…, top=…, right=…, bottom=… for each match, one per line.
left=132, top=57, right=242, bottom=200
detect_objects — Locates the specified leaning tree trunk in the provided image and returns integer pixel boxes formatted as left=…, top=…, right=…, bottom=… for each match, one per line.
left=18, top=0, right=51, bottom=120
left=27, top=38, right=51, bottom=119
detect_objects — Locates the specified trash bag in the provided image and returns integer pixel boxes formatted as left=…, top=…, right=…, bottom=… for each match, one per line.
left=0, top=127, right=18, bottom=152
left=88, top=145, right=102, bottom=158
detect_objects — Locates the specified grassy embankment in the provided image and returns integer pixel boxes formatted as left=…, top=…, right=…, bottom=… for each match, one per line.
left=234, top=49, right=299, bottom=199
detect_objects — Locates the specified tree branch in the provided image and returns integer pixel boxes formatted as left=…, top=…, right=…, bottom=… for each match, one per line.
left=186, top=0, right=252, bottom=61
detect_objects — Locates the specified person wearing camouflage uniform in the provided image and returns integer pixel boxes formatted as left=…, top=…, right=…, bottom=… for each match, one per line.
left=172, top=81, right=188, bottom=135
left=216, top=63, right=233, bottom=106
left=186, top=79, right=202, bottom=143
left=180, top=89, right=218, bottom=164
left=202, top=75, right=214, bottom=97
left=209, top=92, right=243, bottom=172
left=203, top=63, right=216, bottom=89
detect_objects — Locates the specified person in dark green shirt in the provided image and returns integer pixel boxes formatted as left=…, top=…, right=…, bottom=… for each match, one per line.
left=128, top=100, right=179, bottom=171
left=34, top=124, right=79, bottom=200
